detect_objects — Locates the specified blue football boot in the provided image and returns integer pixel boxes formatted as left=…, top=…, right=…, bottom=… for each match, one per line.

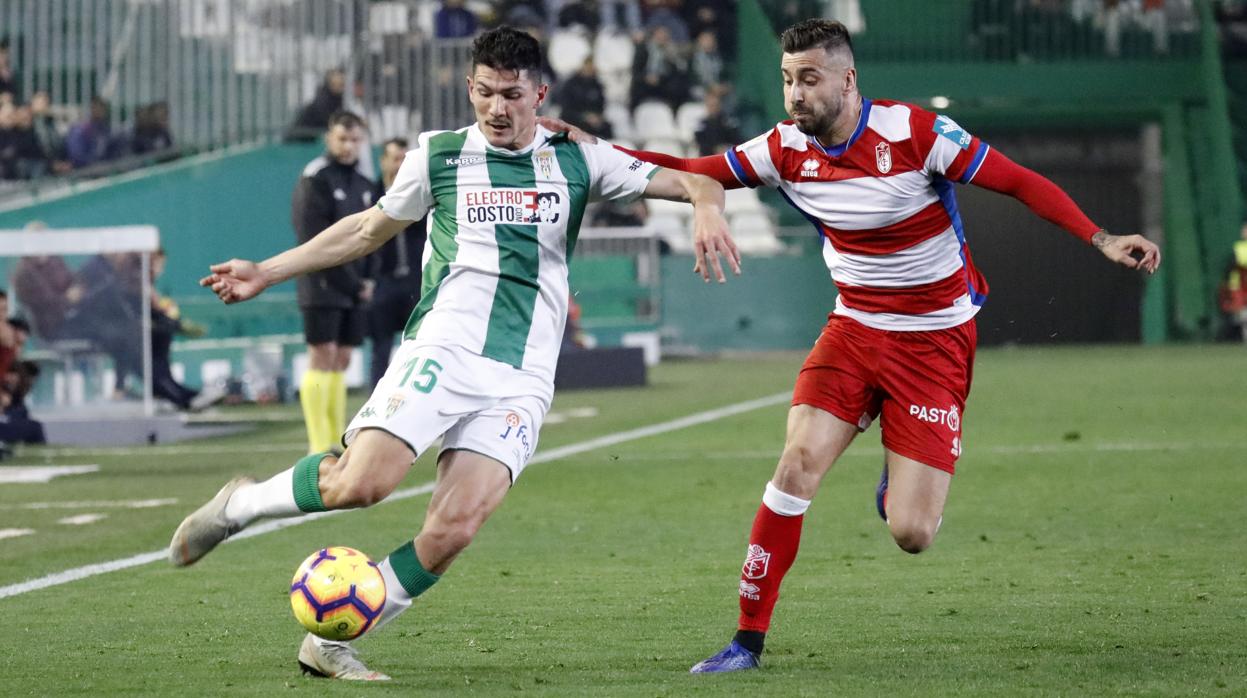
left=875, top=462, right=889, bottom=522
left=689, top=641, right=761, bottom=673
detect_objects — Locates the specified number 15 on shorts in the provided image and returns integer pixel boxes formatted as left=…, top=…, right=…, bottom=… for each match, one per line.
left=397, top=357, right=443, bottom=393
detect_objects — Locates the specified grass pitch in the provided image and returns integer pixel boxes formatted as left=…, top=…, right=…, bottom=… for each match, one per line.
left=1, top=345, right=1244, bottom=696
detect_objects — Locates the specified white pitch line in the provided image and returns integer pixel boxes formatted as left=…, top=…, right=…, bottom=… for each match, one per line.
left=0, top=392, right=792, bottom=601
left=2, top=498, right=179, bottom=511
left=0, top=465, right=100, bottom=484
left=58, top=514, right=108, bottom=526
left=0, top=529, right=35, bottom=540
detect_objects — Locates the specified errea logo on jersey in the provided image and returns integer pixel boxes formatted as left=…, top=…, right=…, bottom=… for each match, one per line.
left=463, top=190, right=562, bottom=224
left=800, top=158, right=820, bottom=177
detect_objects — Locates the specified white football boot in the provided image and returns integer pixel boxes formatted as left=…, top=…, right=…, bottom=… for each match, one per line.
left=297, top=634, right=391, bottom=681
left=167, top=476, right=255, bottom=566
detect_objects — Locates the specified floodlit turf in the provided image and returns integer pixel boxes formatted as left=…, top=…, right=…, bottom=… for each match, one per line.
left=1, top=345, right=1245, bottom=696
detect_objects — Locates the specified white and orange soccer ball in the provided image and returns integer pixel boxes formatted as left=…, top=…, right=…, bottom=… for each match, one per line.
left=289, top=546, right=386, bottom=641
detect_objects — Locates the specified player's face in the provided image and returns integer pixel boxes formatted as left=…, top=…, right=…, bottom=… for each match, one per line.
left=468, top=65, right=548, bottom=150
left=326, top=124, right=363, bottom=166
left=781, top=49, right=852, bottom=138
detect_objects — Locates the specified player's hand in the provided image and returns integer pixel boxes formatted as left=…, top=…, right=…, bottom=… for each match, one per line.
left=359, top=279, right=376, bottom=303
left=692, top=205, right=741, bottom=283
left=536, top=116, right=598, bottom=145
left=199, top=259, right=270, bottom=304
left=1092, top=230, right=1161, bottom=274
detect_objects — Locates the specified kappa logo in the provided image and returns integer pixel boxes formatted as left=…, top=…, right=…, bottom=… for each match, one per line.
left=358, top=405, right=377, bottom=419
left=800, top=158, right=820, bottom=178
left=739, top=580, right=761, bottom=601
left=875, top=142, right=892, bottom=174
left=445, top=155, right=486, bottom=167
left=742, top=544, right=771, bottom=580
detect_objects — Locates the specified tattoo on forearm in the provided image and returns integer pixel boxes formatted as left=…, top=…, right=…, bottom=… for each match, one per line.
left=1091, top=230, right=1110, bottom=248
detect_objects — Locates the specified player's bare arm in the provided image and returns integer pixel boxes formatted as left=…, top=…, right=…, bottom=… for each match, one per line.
left=644, top=168, right=741, bottom=283
left=1091, top=229, right=1161, bottom=274
left=200, top=206, right=410, bottom=304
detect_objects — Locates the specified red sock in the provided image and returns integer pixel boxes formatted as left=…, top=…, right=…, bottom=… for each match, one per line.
left=737, top=487, right=807, bottom=633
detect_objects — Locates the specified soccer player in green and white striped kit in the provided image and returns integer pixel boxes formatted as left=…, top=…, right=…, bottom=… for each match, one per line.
left=168, top=26, right=740, bottom=681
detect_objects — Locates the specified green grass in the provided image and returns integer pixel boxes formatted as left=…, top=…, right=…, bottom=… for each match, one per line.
left=2, top=345, right=1245, bottom=696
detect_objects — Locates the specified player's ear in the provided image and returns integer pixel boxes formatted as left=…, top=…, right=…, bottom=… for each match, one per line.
left=843, top=66, right=857, bottom=94
left=534, top=82, right=549, bottom=108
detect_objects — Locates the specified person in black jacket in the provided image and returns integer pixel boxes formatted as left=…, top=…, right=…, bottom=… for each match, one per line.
left=365, top=137, right=426, bottom=389
left=291, top=110, right=376, bottom=453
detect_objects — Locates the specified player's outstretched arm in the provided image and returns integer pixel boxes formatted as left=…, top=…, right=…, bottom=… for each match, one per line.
left=199, top=206, right=410, bottom=304
left=536, top=115, right=745, bottom=189
left=970, top=148, right=1160, bottom=274
left=645, top=168, right=741, bottom=283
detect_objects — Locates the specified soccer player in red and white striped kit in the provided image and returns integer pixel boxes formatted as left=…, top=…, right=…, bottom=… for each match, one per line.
left=551, top=17, right=1160, bottom=673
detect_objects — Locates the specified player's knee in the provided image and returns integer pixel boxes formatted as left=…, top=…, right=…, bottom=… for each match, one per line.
left=889, top=518, right=938, bottom=554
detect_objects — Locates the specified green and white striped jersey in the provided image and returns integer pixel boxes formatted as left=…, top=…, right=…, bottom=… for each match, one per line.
left=376, top=124, right=659, bottom=395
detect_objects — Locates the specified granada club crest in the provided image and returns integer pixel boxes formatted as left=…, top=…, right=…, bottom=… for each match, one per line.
left=385, top=394, right=406, bottom=419
left=875, top=142, right=892, bottom=174
left=742, top=544, right=771, bottom=579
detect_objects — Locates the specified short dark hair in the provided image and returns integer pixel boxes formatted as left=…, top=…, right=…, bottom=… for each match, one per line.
left=781, top=19, right=854, bottom=59
left=327, top=110, right=365, bottom=131
left=383, top=137, right=409, bottom=151
left=8, top=316, right=29, bottom=334
left=471, top=26, right=543, bottom=79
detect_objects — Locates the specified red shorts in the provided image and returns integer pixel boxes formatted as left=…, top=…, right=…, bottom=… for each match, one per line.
left=792, top=314, right=977, bottom=473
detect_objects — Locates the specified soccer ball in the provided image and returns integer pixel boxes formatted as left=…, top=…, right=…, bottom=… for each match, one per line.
left=289, top=546, right=386, bottom=641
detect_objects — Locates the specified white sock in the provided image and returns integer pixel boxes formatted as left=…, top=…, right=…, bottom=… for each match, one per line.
left=223, top=468, right=300, bottom=527
left=368, top=557, right=414, bottom=635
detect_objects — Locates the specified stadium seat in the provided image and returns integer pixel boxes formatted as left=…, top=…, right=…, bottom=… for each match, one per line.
left=645, top=214, right=695, bottom=254
left=724, top=188, right=765, bottom=216
left=641, top=137, right=686, bottom=158
left=729, top=211, right=785, bottom=255
left=593, top=30, right=636, bottom=74
left=548, top=30, right=593, bottom=80
left=632, top=101, right=677, bottom=142
left=605, top=102, right=634, bottom=141
left=675, top=102, right=708, bottom=142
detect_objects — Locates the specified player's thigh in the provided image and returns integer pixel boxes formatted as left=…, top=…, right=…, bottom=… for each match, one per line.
left=772, top=404, right=861, bottom=499
left=882, top=449, right=951, bottom=524
left=322, top=427, right=417, bottom=506
left=425, top=449, right=513, bottom=526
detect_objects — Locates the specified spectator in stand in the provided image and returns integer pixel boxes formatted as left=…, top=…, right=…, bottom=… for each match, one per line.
left=435, top=0, right=479, bottom=39
left=552, top=0, right=598, bottom=29
left=0, top=359, right=45, bottom=445
left=12, top=222, right=84, bottom=341
left=694, top=88, right=743, bottom=156
left=65, top=96, right=114, bottom=169
left=555, top=58, right=613, bottom=139
left=689, top=30, right=725, bottom=98
left=288, top=70, right=346, bottom=142
left=644, top=0, right=691, bottom=43
left=29, top=92, right=69, bottom=173
left=600, top=0, right=644, bottom=37
left=630, top=25, right=691, bottom=110
left=0, top=102, right=16, bottom=179
left=147, top=249, right=222, bottom=411
left=682, top=0, right=736, bottom=57
left=8, top=105, right=49, bottom=178
left=132, top=101, right=174, bottom=156
left=0, top=40, right=17, bottom=102
left=0, top=292, right=19, bottom=380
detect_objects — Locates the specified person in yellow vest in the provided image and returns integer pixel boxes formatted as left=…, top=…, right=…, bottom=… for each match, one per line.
left=1219, top=222, right=1247, bottom=342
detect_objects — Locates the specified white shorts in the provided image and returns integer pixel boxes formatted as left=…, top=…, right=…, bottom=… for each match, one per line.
left=343, top=341, right=550, bottom=481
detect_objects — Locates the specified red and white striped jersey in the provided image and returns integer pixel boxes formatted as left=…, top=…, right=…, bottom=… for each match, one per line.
left=725, top=98, right=991, bottom=331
